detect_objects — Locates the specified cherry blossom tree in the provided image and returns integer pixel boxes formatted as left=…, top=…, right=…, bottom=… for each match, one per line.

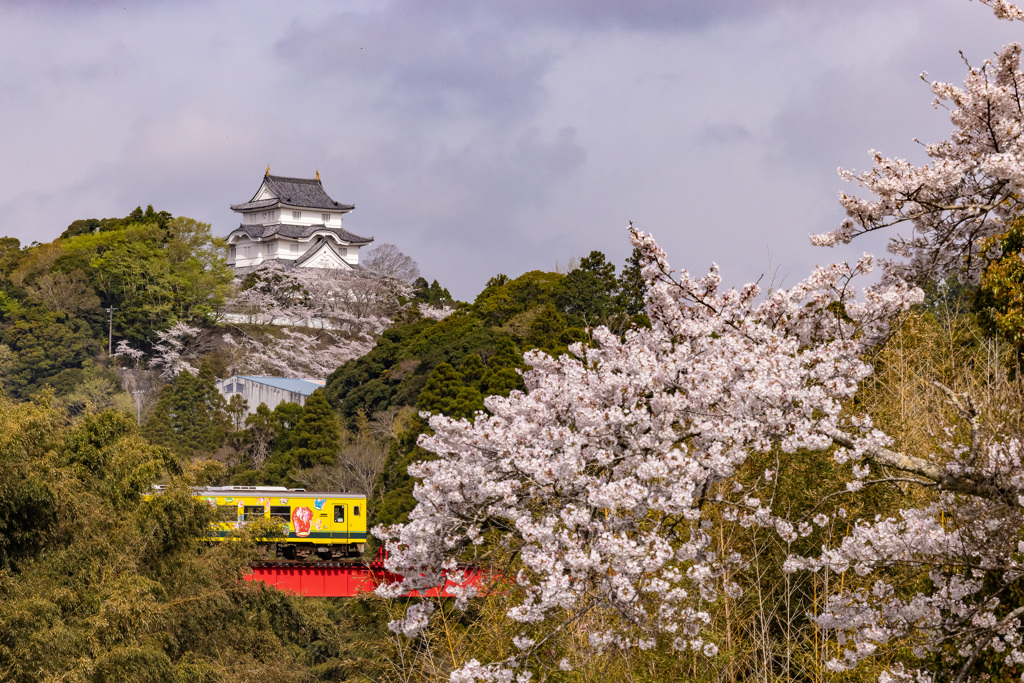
left=418, top=304, right=456, bottom=321
left=112, top=322, right=204, bottom=379
left=376, top=3, right=1024, bottom=681
left=376, top=231, right=922, bottom=679
left=222, top=263, right=408, bottom=378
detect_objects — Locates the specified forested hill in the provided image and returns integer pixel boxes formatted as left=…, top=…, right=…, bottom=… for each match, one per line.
left=0, top=206, right=230, bottom=406
left=0, top=204, right=650, bottom=528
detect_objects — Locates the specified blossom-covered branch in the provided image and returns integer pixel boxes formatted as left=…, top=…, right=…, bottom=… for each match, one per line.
left=813, top=40, right=1024, bottom=285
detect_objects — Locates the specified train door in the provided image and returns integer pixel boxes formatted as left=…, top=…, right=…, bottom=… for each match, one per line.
left=333, top=502, right=349, bottom=543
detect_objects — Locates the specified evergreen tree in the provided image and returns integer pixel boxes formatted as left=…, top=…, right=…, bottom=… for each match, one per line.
left=143, top=362, right=229, bottom=456
left=525, top=304, right=567, bottom=354
left=416, top=362, right=483, bottom=421
left=482, top=336, right=525, bottom=397
left=617, top=247, right=647, bottom=317
left=227, top=393, right=248, bottom=431
left=412, top=277, right=455, bottom=307
left=457, top=353, right=487, bottom=388
left=579, top=250, right=617, bottom=295
left=550, top=250, right=619, bottom=326
left=288, top=391, right=340, bottom=470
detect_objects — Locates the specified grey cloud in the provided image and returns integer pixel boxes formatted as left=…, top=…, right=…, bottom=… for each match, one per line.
left=393, top=0, right=832, bottom=34
left=697, top=122, right=755, bottom=146
left=319, top=126, right=587, bottom=295
left=275, top=8, right=555, bottom=122
left=0, top=0, right=1017, bottom=302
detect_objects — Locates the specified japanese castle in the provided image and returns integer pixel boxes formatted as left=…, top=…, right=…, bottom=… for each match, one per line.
left=226, top=169, right=373, bottom=271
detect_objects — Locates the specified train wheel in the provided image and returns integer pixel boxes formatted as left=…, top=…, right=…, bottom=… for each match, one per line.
left=282, top=545, right=297, bottom=560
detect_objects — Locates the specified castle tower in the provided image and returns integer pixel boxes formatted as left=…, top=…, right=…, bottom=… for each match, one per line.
left=226, top=170, right=373, bottom=270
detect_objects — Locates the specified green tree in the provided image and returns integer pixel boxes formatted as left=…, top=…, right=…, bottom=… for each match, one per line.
left=413, top=277, right=455, bottom=307
left=481, top=336, right=525, bottom=397
left=474, top=271, right=563, bottom=327
left=458, top=353, right=487, bottom=387
left=288, top=391, right=340, bottom=470
left=553, top=250, right=619, bottom=326
left=52, top=208, right=231, bottom=346
left=416, top=362, right=483, bottom=421
left=144, top=362, right=229, bottom=455
left=227, top=393, right=249, bottom=431
left=0, top=307, right=100, bottom=399
left=525, top=304, right=567, bottom=353
left=618, top=246, right=647, bottom=317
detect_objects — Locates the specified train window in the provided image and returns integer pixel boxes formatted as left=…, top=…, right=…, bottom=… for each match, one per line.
left=354, top=505, right=361, bottom=517
left=269, top=506, right=290, bottom=520
left=334, top=505, right=345, bottom=523
left=243, top=505, right=265, bottom=521
left=217, top=505, right=238, bottom=522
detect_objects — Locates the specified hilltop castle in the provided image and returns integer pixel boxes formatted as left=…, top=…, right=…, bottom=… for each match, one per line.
left=226, top=169, right=374, bottom=271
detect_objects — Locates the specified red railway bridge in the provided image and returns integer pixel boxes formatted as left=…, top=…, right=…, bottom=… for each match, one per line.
left=244, top=557, right=486, bottom=598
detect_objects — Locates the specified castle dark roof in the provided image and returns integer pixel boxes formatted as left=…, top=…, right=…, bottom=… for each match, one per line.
left=229, top=223, right=373, bottom=245
left=231, top=174, right=355, bottom=212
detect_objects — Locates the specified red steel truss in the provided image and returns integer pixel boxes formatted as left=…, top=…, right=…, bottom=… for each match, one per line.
left=244, top=559, right=486, bottom=598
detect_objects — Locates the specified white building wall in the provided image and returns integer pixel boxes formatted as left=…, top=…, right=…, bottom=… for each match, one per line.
left=217, top=376, right=311, bottom=417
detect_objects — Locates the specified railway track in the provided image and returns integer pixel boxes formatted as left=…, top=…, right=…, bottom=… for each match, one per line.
left=250, top=559, right=376, bottom=568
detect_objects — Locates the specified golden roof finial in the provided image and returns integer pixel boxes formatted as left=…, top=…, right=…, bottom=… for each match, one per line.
left=265, top=164, right=271, bottom=176
left=315, top=169, right=320, bottom=180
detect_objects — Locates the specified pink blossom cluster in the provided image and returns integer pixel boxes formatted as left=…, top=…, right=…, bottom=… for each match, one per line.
left=113, top=322, right=202, bottom=379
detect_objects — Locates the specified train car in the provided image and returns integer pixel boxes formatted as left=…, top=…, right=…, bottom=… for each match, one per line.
left=193, top=486, right=367, bottom=560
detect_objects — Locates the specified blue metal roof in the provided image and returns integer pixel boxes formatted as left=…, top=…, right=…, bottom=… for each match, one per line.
left=230, top=376, right=325, bottom=396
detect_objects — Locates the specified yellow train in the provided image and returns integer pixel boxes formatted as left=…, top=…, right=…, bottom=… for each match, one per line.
left=189, top=486, right=367, bottom=560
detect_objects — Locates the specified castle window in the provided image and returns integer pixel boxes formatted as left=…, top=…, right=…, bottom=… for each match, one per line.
left=292, top=210, right=301, bottom=220
left=322, top=213, right=330, bottom=223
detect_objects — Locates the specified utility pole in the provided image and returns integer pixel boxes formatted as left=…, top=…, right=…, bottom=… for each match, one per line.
left=106, top=306, right=116, bottom=356
left=133, top=389, right=144, bottom=425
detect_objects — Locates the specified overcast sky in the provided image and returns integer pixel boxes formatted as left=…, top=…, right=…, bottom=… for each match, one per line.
left=1, top=1, right=1019, bottom=299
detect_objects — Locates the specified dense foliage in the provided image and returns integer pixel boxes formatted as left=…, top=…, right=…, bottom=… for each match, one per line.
left=0, top=396, right=382, bottom=682
left=0, top=206, right=230, bottom=402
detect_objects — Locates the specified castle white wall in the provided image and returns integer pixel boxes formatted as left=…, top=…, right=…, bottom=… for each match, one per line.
left=228, top=233, right=361, bottom=269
